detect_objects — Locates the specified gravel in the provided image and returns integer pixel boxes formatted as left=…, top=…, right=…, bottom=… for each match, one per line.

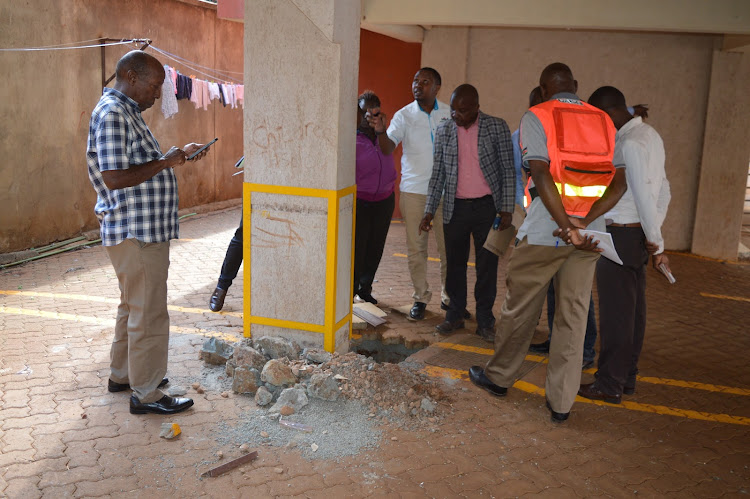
left=214, top=398, right=382, bottom=461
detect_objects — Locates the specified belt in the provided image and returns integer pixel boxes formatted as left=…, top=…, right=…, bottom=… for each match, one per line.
left=455, top=195, right=492, bottom=203
left=607, top=222, right=641, bottom=228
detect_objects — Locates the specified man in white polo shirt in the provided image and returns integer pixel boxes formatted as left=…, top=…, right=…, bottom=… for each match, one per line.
left=368, top=67, right=465, bottom=321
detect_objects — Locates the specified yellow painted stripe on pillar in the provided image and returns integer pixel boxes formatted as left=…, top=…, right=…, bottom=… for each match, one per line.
left=422, top=366, right=750, bottom=426
left=0, top=306, right=240, bottom=343
left=349, top=190, right=357, bottom=341
left=247, top=315, right=324, bottom=334
left=0, top=290, right=243, bottom=318
left=700, top=292, right=750, bottom=303
left=324, top=192, right=339, bottom=352
left=243, top=185, right=252, bottom=337
left=431, top=341, right=750, bottom=395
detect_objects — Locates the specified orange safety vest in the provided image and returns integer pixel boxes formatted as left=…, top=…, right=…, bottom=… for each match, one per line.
left=524, top=98, right=616, bottom=217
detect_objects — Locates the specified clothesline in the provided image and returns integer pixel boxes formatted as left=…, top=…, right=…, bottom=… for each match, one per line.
left=0, top=40, right=138, bottom=52
left=160, top=64, right=244, bottom=119
left=150, top=45, right=243, bottom=80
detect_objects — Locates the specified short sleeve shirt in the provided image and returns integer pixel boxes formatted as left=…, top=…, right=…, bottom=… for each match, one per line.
left=86, top=88, right=179, bottom=246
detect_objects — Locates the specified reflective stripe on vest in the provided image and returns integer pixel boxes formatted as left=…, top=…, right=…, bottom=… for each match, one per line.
left=556, top=182, right=608, bottom=198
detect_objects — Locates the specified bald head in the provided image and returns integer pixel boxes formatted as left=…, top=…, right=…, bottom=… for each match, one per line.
left=113, top=51, right=165, bottom=111
left=450, top=84, right=480, bottom=129
left=538, top=62, right=577, bottom=101
left=588, top=85, right=632, bottom=130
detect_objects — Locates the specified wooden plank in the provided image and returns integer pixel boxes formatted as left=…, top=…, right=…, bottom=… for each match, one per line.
left=352, top=308, right=386, bottom=327
left=201, top=451, right=258, bottom=478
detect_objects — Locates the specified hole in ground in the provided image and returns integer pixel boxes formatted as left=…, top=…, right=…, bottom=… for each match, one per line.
left=351, top=338, right=422, bottom=364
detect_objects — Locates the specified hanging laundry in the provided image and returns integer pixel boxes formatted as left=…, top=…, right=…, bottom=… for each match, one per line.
left=236, top=85, right=244, bottom=108
left=169, top=66, right=178, bottom=94
left=221, top=84, right=231, bottom=108
left=161, top=65, right=178, bottom=119
left=217, top=83, right=226, bottom=107
left=208, top=82, right=221, bottom=102
left=190, top=78, right=202, bottom=109
left=201, top=80, right=210, bottom=111
left=176, top=74, right=192, bottom=100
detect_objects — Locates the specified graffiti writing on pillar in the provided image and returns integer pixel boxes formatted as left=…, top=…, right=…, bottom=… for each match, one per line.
left=251, top=119, right=333, bottom=169
left=253, top=210, right=304, bottom=252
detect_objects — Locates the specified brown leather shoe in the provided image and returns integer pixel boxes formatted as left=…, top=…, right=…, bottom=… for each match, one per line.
left=209, top=287, right=227, bottom=312
left=578, top=382, right=621, bottom=404
left=435, top=319, right=464, bottom=335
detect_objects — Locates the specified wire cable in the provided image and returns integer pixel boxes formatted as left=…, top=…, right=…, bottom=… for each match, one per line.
left=150, top=45, right=243, bottom=83
left=0, top=40, right=139, bottom=52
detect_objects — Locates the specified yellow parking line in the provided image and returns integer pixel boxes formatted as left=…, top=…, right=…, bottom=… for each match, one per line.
left=432, top=341, right=750, bottom=396
left=0, top=290, right=242, bottom=318
left=423, top=365, right=750, bottom=426
left=700, top=292, right=750, bottom=303
left=0, top=306, right=240, bottom=343
left=393, top=253, right=474, bottom=267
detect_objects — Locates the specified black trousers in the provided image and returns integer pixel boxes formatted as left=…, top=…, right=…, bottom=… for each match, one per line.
left=595, top=226, right=649, bottom=395
left=217, top=215, right=243, bottom=291
left=353, top=193, right=395, bottom=297
left=443, top=196, right=499, bottom=328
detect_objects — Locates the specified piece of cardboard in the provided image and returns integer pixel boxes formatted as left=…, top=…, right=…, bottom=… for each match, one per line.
left=483, top=225, right=517, bottom=257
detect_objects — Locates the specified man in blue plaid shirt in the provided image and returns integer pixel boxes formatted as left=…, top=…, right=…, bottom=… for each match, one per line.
left=87, top=51, right=210, bottom=415
left=420, top=84, right=515, bottom=342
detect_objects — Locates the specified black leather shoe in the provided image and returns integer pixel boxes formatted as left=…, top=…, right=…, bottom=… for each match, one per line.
left=409, top=302, right=427, bottom=321
left=623, top=385, right=635, bottom=395
left=578, top=382, right=621, bottom=404
left=130, top=394, right=194, bottom=415
left=108, top=378, right=169, bottom=393
left=358, top=292, right=378, bottom=305
left=209, top=287, right=227, bottom=312
left=436, top=319, right=464, bottom=335
left=441, top=302, right=471, bottom=319
left=468, top=366, right=507, bottom=397
left=545, top=399, right=569, bottom=423
left=475, top=326, right=495, bottom=343
left=529, top=340, right=550, bottom=354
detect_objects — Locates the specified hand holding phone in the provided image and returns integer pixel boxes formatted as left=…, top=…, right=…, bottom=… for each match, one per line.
left=186, top=138, right=218, bottom=160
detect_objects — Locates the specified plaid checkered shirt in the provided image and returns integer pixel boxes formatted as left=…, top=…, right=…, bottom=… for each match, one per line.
left=425, top=111, right=516, bottom=223
left=86, top=88, right=179, bottom=247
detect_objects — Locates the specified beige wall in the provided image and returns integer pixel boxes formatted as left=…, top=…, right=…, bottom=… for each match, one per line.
left=0, top=0, right=244, bottom=253
left=422, top=27, right=721, bottom=253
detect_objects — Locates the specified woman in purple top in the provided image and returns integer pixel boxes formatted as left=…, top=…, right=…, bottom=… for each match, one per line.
left=354, top=91, right=396, bottom=304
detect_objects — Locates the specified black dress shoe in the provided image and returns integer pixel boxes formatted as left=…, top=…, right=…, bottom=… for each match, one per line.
left=409, top=302, right=427, bottom=321
left=545, top=399, right=569, bottom=423
left=130, top=394, right=194, bottom=415
left=529, top=340, right=550, bottom=354
left=441, top=301, right=471, bottom=319
left=578, top=382, right=621, bottom=404
left=209, top=287, right=228, bottom=312
left=358, top=292, right=378, bottom=305
left=468, top=366, right=507, bottom=397
left=435, top=319, right=464, bottom=335
left=475, top=326, right=495, bottom=343
left=108, top=378, right=169, bottom=393
left=623, top=385, right=635, bottom=395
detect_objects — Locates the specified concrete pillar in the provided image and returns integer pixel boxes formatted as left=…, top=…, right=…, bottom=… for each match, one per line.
left=691, top=49, right=750, bottom=260
left=242, top=0, right=360, bottom=351
left=421, top=27, right=470, bottom=99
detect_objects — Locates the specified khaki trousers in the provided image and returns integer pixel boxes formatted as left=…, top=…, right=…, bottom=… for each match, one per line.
left=105, top=239, right=170, bottom=403
left=485, top=238, right=599, bottom=413
left=399, top=191, right=448, bottom=304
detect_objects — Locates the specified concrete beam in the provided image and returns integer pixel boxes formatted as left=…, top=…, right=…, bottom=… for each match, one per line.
left=362, top=0, right=750, bottom=35
left=360, top=21, right=424, bottom=43
left=723, top=35, right=750, bottom=52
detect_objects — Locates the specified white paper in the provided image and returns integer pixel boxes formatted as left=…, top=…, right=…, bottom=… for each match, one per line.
left=579, top=229, right=623, bottom=265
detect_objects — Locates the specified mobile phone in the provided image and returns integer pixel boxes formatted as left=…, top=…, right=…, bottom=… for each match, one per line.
left=187, top=138, right=218, bottom=160
left=658, top=263, right=676, bottom=284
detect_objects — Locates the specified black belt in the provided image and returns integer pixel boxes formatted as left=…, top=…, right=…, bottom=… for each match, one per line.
left=455, top=195, right=492, bottom=203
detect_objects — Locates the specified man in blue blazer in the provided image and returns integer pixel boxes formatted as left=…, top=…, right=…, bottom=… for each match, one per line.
left=420, top=84, right=515, bottom=341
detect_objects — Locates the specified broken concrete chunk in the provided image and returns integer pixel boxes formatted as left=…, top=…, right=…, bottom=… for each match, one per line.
left=200, top=337, right=235, bottom=365
left=159, top=422, right=181, bottom=439
left=301, top=348, right=332, bottom=364
left=260, top=359, right=297, bottom=387
left=254, top=386, right=273, bottom=406
left=232, top=344, right=268, bottom=371
left=167, top=386, right=188, bottom=397
left=254, top=336, right=301, bottom=360
left=306, top=373, right=340, bottom=401
left=232, top=367, right=262, bottom=395
left=268, top=387, right=308, bottom=414
left=279, top=405, right=295, bottom=416
left=420, top=398, right=437, bottom=413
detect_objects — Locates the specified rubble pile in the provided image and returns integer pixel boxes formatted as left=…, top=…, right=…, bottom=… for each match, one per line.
left=202, top=336, right=451, bottom=428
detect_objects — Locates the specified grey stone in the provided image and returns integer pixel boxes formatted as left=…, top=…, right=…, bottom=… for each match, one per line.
left=260, top=359, right=297, bottom=387
left=167, top=386, right=188, bottom=397
left=268, top=387, right=308, bottom=414
left=254, top=336, right=301, bottom=360
left=302, top=348, right=332, bottom=364
left=306, top=373, right=340, bottom=401
left=420, top=397, right=437, bottom=413
left=254, top=386, right=273, bottom=406
left=232, top=344, right=268, bottom=371
left=232, top=367, right=262, bottom=395
left=200, top=337, right=234, bottom=365
left=226, top=360, right=236, bottom=377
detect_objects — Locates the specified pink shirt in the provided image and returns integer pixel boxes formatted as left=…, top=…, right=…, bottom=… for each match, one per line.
left=456, top=119, right=491, bottom=199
